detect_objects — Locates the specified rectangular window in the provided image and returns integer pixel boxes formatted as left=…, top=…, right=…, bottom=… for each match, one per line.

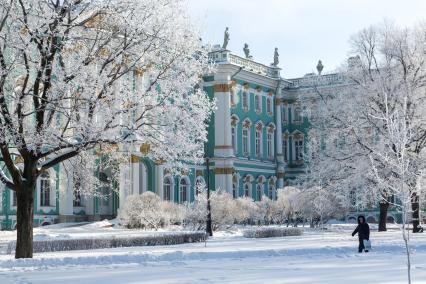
left=293, top=107, right=302, bottom=123
left=267, top=132, right=274, bottom=159
left=242, top=128, right=249, bottom=156
left=242, top=92, right=248, bottom=110
left=283, top=138, right=288, bottom=162
left=255, top=130, right=261, bottom=157
left=231, top=126, right=237, bottom=154
left=266, top=98, right=272, bottom=113
left=282, top=105, right=287, bottom=124
left=40, top=180, right=50, bottom=207
left=295, top=139, right=304, bottom=161
left=12, top=191, right=17, bottom=207
left=255, top=95, right=261, bottom=112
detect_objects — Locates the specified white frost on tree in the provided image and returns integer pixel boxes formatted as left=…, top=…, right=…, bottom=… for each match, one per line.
left=0, top=0, right=214, bottom=258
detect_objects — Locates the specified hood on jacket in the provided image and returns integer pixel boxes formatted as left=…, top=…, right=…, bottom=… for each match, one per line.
left=357, top=215, right=366, bottom=225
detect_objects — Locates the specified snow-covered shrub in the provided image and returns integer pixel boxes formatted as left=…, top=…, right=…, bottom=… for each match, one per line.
left=183, top=198, right=207, bottom=230
left=272, top=187, right=302, bottom=226
left=235, top=197, right=258, bottom=224
left=160, top=201, right=185, bottom=226
left=243, top=227, right=303, bottom=238
left=119, top=192, right=165, bottom=229
left=210, top=190, right=237, bottom=230
left=254, top=197, right=275, bottom=225
left=183, top=189, right=236, bottom=230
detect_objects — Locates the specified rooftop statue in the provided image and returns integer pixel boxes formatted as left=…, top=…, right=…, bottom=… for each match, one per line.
left=273, top=47, right=279, bottom=67
left=316, top=60, right=324, bottom=75
left=243, top=43, right=251, bottom=59
left=222, top=27, right=230, bottom=49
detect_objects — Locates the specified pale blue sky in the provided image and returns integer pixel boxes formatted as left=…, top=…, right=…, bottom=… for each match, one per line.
left=186, top=0, right=426, bottom=78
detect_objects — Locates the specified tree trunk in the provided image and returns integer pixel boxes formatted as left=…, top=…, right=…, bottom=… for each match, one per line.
left=378, top=201, right=389, bottom=232
left=15, top=184, right=35, bottom=259
left=411, top=194, right=420, bottom=233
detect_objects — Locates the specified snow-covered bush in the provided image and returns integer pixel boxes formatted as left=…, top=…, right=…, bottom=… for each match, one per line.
left=183, top=189, right=236, bottom=230
left=235, top=197, right=258, bottom=224
left=183, top=198, right=207, bottom=230
left=210, top=190, right=237, bottom=230
left=243, top=227, right=303, bottom=238
left=119, top=192, right=165, bottom=229
left=160, top=201, right=185, bottom=226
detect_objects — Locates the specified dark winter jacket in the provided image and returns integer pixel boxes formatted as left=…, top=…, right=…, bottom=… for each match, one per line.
left=352, top=216, right=370, bottom=240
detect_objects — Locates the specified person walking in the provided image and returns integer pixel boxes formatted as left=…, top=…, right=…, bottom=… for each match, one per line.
left=352, top=215, right=370, bottom=253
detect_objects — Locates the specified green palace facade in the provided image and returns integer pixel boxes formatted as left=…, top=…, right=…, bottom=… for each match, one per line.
left=0, top=45, right=396, bottom=230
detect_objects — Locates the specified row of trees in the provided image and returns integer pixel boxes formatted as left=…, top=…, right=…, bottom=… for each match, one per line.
left=299, top=21, right=426, bottom=232
left=299, top=21, right=426, bottom=284
left=118, top=187, right=348, bottom=231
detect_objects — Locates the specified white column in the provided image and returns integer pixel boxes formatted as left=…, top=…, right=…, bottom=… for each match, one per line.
left=213, top=74, right=233, bottom=158
left=130, top=155, right=140, bottom=195
left=118, top=160, right=131, bottom=211
left=212, top=73, right=233, bottom=192
left=59, top=164, right=74, bottom=217
left=275, top=84, right=285, bottom=188
left=156, top=164, right=165, bottom=199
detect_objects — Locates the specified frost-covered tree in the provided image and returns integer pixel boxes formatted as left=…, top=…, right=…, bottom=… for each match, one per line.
left=299, top=21, right=426, bottom=232
left=0, top=0, right=214, bottom=258
left=369, top=90, right=426, bottom=284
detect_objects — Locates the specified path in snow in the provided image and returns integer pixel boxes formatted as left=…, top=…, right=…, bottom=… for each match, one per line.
left=0, top=225, right=425, bottom=283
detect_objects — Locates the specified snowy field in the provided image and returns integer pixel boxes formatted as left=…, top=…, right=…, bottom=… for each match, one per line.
left=1, top=223, right=426, bottom=283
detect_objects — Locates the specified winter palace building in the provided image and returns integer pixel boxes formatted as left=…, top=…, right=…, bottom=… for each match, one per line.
left=0, top=45, right=390, bottom=229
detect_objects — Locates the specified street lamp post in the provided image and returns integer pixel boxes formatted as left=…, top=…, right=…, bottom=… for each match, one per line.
left=205, top=157, right=213, bottom=236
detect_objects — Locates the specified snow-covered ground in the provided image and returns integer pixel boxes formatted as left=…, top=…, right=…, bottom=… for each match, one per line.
left=1, top=223, right=426, bottom=283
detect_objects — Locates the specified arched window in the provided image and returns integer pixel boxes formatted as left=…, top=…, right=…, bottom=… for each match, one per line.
left=179, top=178, right=189, bottom=203
left=39, top=173, right=51, bottom=207
left=232, top=175, right=238, bottom=199
left=254, top=95, right=261, bottom=113
left=256, top=184, right=263, bottom=201
left=163, top=176, right=172, bottom=201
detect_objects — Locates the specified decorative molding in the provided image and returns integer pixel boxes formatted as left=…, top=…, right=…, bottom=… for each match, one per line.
left=277, top=172, right=285, bottom=179
left=214, top=145, right=233, bottom=149
left=214, top=167, right=234, bottom=175
left=140, top=143, right=150, bottom=155
left=196, top=170, right=204, bottom=177
left=130, top=155, right=140, bottom=163
left=214, top=84, right=230, bottom=92
left=154, top=159, right=166, bottom=165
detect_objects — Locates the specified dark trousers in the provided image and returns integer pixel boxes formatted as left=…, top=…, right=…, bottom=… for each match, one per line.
left=358, top=239, right=365, bottom=252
